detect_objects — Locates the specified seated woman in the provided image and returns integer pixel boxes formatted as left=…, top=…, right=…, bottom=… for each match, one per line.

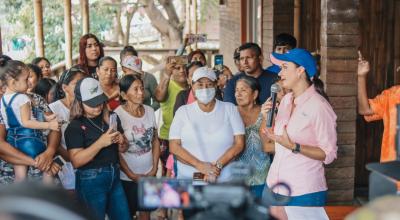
left=262, top=48, right=337, bottom=206
left=234, top=75, right=272, bottom=200
left=169, top=67, right=245, bottom=183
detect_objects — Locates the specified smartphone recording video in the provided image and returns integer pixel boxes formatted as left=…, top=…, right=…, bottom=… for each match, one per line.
left=214, top=54, right=223, bottom=71
left=109, top=113, right=118, bottom=132
left=167, top=56, right=188, bottom=66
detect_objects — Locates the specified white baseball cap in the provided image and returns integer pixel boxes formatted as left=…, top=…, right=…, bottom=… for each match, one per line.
left=192, top=66, right=217, bottom=82
left=74, top=77, right=108, bottom=107
left=121, top=55, right=142, bottom=73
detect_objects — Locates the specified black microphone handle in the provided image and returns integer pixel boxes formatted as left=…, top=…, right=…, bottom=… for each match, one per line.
left=266, top=92, right=278, bottom=128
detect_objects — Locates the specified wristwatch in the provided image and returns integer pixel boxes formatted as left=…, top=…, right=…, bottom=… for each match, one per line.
left=292, top=143, right=301, bottom=154
left=216, top=161, right=223, bottom=170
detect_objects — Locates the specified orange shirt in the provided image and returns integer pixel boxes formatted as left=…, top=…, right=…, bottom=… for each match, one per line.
left=365, top=85, right=400, bottom=162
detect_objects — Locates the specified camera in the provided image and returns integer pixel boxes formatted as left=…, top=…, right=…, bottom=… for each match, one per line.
left=137, top=162, right=289, bottom=220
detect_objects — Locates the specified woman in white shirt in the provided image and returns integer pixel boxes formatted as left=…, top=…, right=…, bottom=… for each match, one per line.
left=115, top=74, right=160, bottom=220
left=169, top=67, right=245, bottom=183
left=49, top=67, right=85, bottom=190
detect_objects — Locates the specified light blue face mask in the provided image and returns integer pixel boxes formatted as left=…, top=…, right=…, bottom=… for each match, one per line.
left=195, top=88, right=216, bottom=104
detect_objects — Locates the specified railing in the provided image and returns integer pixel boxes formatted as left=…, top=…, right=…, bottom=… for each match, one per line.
left=51, top=47, right=220, bottom=77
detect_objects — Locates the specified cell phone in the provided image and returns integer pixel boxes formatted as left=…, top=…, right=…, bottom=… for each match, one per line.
left=138, top=177, right=196, bottom=209
left=109, top=113, right=118, bottom=132
left=167, top=56, right=188, bottom=65
left=187, top=33, right=207, bottom=44
left=214, top=54, right=223, bottom=71
left=193, top=172, right=208, bottom=186
left=53, top=155, right=66, bottom=167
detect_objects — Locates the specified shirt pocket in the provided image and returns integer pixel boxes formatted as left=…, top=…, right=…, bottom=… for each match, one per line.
left=288, top=112, right=312, bottom=135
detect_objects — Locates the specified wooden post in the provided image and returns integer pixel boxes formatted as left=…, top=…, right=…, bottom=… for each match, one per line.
left=185, top=0, right=191, bottom=35
left=80, top=0, right=90, bottom=35
left=293, top=0, right=301, bottom=44
left=33, top=0, right=45, bottom=57
left=0, top=27, right=3, bottom=55
left=64, top=0, right=73, bottom=68
left=192, top=0, right=198, bottom=49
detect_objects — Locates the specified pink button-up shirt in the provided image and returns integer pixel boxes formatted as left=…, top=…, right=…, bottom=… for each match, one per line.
left=267, top=85, right=337, bottom=196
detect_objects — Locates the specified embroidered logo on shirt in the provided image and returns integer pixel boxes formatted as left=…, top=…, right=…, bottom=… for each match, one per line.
left=81, top=125, right=86, bottom=130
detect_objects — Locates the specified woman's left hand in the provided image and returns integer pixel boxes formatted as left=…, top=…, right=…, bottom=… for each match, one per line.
left=146, top=168, right=157, bottom=177
left=116, top=133, right=129, bottom=153
left=265, top=126, right=294, bottom=150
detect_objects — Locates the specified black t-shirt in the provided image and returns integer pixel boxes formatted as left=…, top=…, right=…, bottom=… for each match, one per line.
left=65, top=113, right=123, bottom=170
left=88, top=65, right=98, bottom=79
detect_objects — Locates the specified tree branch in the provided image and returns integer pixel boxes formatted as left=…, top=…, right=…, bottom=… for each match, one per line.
left=159, top=0, right=180, bottom=28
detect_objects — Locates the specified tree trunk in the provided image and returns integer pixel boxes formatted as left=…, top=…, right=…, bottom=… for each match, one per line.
left=111, top=0, right=125, bottom=45
left=123, top=7, right=136, bottom=46
left=81, top=0, right=90, bottom=35
left=139, top=0, right=182, bottom=48
left=33, top=0, right=45, bottom=57
left=64, top=0, right=73, bottom=68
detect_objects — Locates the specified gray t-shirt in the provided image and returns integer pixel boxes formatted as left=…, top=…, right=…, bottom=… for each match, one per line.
left=143, top=72, right=160, bottom=111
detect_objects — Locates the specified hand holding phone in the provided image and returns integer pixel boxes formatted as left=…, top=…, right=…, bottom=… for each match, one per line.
left=53, top=155, right=66, bottom=167
left=109, top=113, right=118, bottom=133
left=167, top=56, right=188, bottom=66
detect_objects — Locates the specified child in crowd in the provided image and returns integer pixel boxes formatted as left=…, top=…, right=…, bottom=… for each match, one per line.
left=0, top=59, right=59, bottom=182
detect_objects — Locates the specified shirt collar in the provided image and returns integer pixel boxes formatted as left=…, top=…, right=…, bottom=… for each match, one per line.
left=293, top=85, right=315, bottom=106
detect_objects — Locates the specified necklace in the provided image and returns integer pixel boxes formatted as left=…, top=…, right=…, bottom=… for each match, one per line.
left=86, top=117, right=105, bottom=133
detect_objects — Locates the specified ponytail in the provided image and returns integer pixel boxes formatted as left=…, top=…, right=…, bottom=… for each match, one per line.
left=311, top=74, right=329, bottom=101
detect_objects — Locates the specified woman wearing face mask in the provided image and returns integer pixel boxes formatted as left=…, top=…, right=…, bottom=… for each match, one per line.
left=261, top=48, right=337, bottom=207
left=169, top=67, right=245, bottom=184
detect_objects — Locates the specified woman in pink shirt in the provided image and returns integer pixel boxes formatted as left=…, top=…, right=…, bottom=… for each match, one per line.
left=262, top=48, right=337, bottom=206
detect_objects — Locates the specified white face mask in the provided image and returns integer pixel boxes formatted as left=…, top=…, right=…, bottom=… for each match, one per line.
left=195, top=88, right=216, bottom=104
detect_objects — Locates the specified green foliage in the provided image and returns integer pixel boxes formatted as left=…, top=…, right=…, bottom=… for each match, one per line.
left=1, top=0, right=114, bottom=64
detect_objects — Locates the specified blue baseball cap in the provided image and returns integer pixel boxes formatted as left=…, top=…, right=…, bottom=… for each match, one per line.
left=270, top=48, right=317, bottom=77
left=266, top=64, right=281, bottom=74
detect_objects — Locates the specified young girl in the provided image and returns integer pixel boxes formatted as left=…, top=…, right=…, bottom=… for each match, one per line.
left=0, top=59, right=60, bottom=182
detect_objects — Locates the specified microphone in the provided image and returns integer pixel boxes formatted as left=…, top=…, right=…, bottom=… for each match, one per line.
left=266, top=83, right=281, bottom=128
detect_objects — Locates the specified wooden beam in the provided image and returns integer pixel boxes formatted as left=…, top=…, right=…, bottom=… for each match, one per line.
left=33, top=0, right=45, bottom=57
left=80, top=0, right=90, bottom=35
left=294, top=0, right=301, bottom=44
left=64, top=0, right=73, bottom=68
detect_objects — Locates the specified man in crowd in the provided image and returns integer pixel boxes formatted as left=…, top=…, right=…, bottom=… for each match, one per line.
left=223, top=42, right=276, bottom=105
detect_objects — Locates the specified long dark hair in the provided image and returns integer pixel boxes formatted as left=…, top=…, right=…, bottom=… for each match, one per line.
left=31, top=57, right=51, bottom=66
left=51, top=67, right=85, bottom=102
left=32, top=78, right=56, bottom=102
left=236, top=75, right=261, bottom=105
left=27, top=64, right=43, bottom=79
left=78, top=33, right=104, bottom=75
left=119, top=74, right=143, bottom=104
left=306, top=73, right=329, bottom=101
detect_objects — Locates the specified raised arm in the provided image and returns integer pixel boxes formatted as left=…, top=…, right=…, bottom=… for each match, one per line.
left=357, top=51, right=374, bottom=115
left=154, top=62, right=175, bottom=102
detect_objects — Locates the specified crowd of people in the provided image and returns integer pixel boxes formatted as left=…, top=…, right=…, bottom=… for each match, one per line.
left=0, top=31, right=396, bottom=220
